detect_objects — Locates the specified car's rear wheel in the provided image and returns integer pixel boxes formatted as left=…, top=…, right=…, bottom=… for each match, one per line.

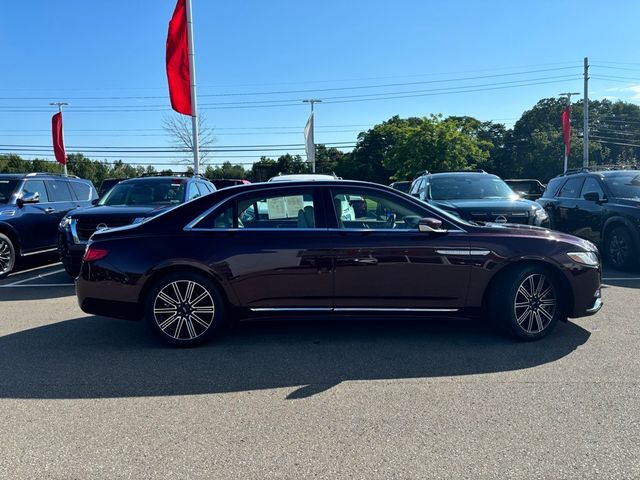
left=489, top=265, right=564, bottom=340
left=145, top=272, right=226, bottom=347
left=0, top=233, right=16, bottom=279
left=605, top=226, right=638, bottom=271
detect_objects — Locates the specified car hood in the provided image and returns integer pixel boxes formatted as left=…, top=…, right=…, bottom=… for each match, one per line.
left=612, top=197, right=640, bottom=207
left=474, top=222, right=597, bottom=250
left=67, top=204, right=174, bottom=219
left=430, top=198, right=538, bottom=212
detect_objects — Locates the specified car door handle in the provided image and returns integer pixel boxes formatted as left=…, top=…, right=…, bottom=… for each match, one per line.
left=353, top=257, right=378, bottom=265
left=44, top=207, right=56, bottom=214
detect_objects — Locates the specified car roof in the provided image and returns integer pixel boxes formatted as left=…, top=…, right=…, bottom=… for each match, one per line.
left=118, top=176, right=205, bottom=184
left=268, top=174, right=338, bottom=182
left=427, top=172, right=499, bottom=179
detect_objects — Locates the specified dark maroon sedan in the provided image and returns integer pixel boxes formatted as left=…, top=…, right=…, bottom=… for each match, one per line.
left=76, top=180, right=602, bottom=346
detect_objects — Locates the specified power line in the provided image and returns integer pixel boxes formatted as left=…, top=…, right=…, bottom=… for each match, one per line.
left=592, top=139, right=640, bottom=148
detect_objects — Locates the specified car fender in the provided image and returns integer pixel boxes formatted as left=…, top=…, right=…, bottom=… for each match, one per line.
left=0, top=221, right=23, bottom=255
left=602, top=215, right=640, bottom=246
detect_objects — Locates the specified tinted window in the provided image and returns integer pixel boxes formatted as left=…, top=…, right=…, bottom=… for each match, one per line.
left=331, top=189, right=427, bottom=230
left=580, top=177, right=605, bottom=199
left=23, top=180, right=50, bottom=202
left=542, top=177, right=565, bottom=198
left=557, top=177, right=584, bottom=198
left=603, top=173, right=640, bottom=199
left=429, top=175, right=515, bottom=200
left=46, top=180, right=73, bottom=202
left=187, top=182, right=201, bottom=201
left=409, top=178, right=423, bottom=195
left=69, top=181, right=92, bottom=201
left=0, top=179, right=19, bottom=204
left=99, top=179, right=186, bottom=206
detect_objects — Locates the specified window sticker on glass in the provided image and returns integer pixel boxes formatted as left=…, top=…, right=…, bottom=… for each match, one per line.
left=267, top=197, right=287, bottom=219
left=284, top=195, right=305, bottom=216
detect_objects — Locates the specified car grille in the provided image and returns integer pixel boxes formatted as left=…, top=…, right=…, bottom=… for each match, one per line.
left=467, top=211, right=530, bottom=225
left=75, top=218, right=134, bottom=241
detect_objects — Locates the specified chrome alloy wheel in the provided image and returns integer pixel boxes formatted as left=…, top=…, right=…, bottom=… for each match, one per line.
left=152, top=280, right=215, bottom=340
left=513, top=273, right=556, bottom=334
left=609, top=232, right=629, bottom=267
left=0, top=238, right=12, bottom=275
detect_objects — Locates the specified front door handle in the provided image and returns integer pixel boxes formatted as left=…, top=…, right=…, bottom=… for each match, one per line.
left=44, top=207, right=56, bottom=214
left=353, top=257, right=378, bottom=265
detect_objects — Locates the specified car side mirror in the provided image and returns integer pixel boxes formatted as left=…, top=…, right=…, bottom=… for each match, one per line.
left=583, top=191, right=600, bottom=202
left=18, top=192, right=40, bottom=206
left=418, top=217, right=447, bottom=234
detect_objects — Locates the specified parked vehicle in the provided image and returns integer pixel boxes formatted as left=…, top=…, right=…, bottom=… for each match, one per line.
left=210, top=178, right=250, bottom=189
left=389, top=181, right=412, bottom=193
left=58, top=174, right=216, bottom=277
left=97, top=177, right=128, bottom=198
left=504, top=178, right=546, bottom=201
left=76, top=179, right=602, bottom=347
left=0, top=173, right=98, bottom=278
left=537, top=168, right=640, bottom=270
left=409, top=171, right=550, bottom=227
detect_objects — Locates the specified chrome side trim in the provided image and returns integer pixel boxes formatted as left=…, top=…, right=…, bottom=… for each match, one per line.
left=21, top=247, right=58, bottom=257
left=249, top=307, right=459, bottom=313
left=436, top=249, right=491, bottom=256
left=586, top=297, right=603, bottom=314
left=69, top=219, right=86, bottom=245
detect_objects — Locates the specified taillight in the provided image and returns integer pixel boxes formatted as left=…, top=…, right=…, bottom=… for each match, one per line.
left=83, top=246, right=109, bottom=262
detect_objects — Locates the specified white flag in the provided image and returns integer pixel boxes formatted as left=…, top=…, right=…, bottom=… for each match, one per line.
left=304, top=111, right=315, bottom=169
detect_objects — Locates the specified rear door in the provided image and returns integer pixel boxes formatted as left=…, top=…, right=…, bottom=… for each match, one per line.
left=13, top=179, right=56, bottom=252
left=327, top=186, right=471, bottom=310
left=574, top=176, right=607, bottom=243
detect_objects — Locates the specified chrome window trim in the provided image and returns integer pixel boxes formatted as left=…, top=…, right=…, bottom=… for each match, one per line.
left=435, top=249, right=491, bottom=256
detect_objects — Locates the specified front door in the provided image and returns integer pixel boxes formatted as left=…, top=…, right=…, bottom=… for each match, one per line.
left=328, top=187, right=471, bottom=310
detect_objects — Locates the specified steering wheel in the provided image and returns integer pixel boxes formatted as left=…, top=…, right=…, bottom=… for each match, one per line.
left=385, top=212, right=396, bottom=229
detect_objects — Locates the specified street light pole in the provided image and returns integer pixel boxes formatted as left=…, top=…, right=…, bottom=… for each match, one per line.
left=303, top=99, right=322, bottom=173
left=559, top=92, right=579, bottom=173
left=49, top=102, right=69, bottom=175
left=583, top=57, right=590, bottom=169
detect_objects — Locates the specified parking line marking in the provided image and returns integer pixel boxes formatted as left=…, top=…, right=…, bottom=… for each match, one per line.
left=0, top=283, right=73, bottom=288
left=4, top=268, right=66, bottom=286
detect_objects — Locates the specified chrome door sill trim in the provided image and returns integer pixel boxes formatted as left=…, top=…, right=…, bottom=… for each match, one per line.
left=436, top=249, right=491, bottom=256
left=250, top=308, right=333, bottom=312
left=250, top=307, right=459, bottom=313
left=21, top=248, right=58, bottom=257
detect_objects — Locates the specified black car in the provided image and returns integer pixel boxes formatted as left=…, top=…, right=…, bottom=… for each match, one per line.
left=389, top=181, right=412, bottom=193
left=76, top=179, right=602, bottom=347
left=504, top=178, right=546, bottom=201
left=58, top=175, right=216, bottom=277
left=409, top=171, right=550, bottom=227
left=537, top=169, right=640, bottom=270
left=0, top=173, right=97, bottom=278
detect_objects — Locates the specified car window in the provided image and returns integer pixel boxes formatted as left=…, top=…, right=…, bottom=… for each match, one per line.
left=69, top=181, right=92, bottom=201
left=603, top=173, right=640, bottom=199
left=22, top=179, right=50, bottom=203
left=557, top=177, right=585, bottom=198
left=580, top=177, right=605, bottom=199
left=99, top=179, right=186, bottom=206
left=331, top=189, right=427, bottom=230
left=196, top=189, right=317, bottom=229
left=46, top=180, right=73, bottom=202
left=195, top=183, right=209, bottom=196
left=542, top=177, right=565, bottom=198
left=409, top=178, right=423, bottom=195
left=429, top=175, right=515, bottom=200
left=187, top=182, right=201, bottom=201
left=0, top=179, right=19, bottom=204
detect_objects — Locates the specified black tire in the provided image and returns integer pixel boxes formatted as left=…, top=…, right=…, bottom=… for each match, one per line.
left=0, top=233, right=16, bottom=280
left=604, top=226, right=638, bottom=271
left=488, top=265, right=565, bottom=341
left=145, top=271, right=226, bottom=347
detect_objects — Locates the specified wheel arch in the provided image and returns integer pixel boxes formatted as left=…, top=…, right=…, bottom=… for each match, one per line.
left=602, top=216, right=640, bottom=245
left=0, top=222, right=21, bottom=255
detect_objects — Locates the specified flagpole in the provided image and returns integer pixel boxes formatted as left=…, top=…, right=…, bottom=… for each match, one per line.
left=50, top=102, right=68, bottom=175
left=185, top=0, right=200, bottom=175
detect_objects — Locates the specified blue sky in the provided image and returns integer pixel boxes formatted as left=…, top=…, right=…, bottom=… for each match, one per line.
left=2, top=0, right=639, bottom=170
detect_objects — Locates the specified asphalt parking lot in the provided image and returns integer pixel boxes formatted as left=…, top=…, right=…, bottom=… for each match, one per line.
left=1, top=261, right=639, bottom=479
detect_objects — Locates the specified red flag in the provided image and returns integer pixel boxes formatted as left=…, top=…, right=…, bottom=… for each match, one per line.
left=562, top=106, right=571, bottom=157
left=166, top=0, right=192, bottom=115
left=51, top=112, right=66, bottom=165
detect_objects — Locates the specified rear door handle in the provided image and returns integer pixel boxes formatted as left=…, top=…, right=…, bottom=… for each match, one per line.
left=44, top=207, right=56, bottom=214
left=354, top=257, right=378, bottom=265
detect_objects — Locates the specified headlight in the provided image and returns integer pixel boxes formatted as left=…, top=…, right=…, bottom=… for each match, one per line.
left=59, top=216, right=72, bottom=229
left=567, top=251, right=599, bottom=267
left=534, top=208, right=549, bottom=224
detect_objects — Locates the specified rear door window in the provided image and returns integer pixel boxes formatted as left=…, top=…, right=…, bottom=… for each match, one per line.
left=69, top=181, right=92, bottom=201
left=557, top=177, right=584, bottom=198
left=580, top=177, right=605, bottom=199
left=46, top=180, right=74, bottom=202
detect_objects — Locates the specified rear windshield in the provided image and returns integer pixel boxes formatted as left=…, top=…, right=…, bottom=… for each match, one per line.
left=99, top=179, right=186, bottom=206
left=429, top=175, right=515, bottom=200
left=603, top=173, right=640, bottom=199
left=0, top=179, right=19, bottom=204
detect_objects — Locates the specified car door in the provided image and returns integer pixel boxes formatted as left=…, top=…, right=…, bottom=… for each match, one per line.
left=574, top=176, right=607, bottom=243
left=43, top=179, right=78, bottom=247
left=327, top=186, right=471, bottom=310
left=186, top=186, right=333, bottom=308
left=13, top=179, right=57, bottom=252
left=554, top=176, right=585, bottom=235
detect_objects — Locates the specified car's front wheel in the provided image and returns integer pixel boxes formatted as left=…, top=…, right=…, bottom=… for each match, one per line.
left=489, top=265, right=564, bottom=340
left=145, top=272, right=226, bottom=347
left=0, top=233, right=16, bottom=279
left=605, top=226, right=638, bottom=271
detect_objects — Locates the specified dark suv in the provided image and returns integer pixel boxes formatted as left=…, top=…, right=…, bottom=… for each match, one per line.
left=58, top=174, right=216, bottom=277
left=409, top=171, right=550, bottom=227
left=0, top=173, right=97, bottom=278
left=537, top=169, right=640, bottom=270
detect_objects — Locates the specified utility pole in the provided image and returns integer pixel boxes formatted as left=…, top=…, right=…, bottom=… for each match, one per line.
left=185, top=0, right=200, bottom=175
left=303, top=99, right=322, bottom=172
left=49, top=102, right=69, bottom=175
left=583, top=57, right=589, bottom=169
left=559, top=92, right=579, bottom=173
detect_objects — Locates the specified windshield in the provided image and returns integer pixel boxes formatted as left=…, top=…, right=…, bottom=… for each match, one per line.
left=603, top=173, right=640, bottom=199
left=98, top=179, right=185, bottom=206
left=429, top=175, right=516, bottom=200
left=0, top=179, right=19, bottom=204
